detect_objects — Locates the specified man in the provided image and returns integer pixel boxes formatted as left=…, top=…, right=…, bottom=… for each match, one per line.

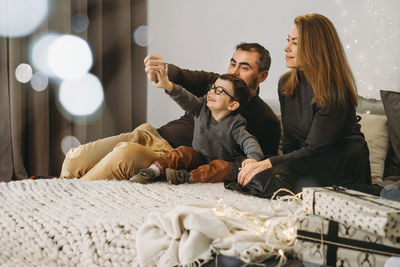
left=145, top=43, right=281, bottom=157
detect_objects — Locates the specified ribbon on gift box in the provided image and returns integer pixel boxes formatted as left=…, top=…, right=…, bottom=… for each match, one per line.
left=297, top=218, right=400, bottom=266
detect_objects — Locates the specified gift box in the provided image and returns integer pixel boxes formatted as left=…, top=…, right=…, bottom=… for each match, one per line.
left=294, top=214, right=400, bottom=266
left=302, top=186, right=400, bottom=243
left=294, top=239, right=395, bottom=267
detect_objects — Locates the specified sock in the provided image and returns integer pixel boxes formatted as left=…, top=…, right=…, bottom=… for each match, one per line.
left=149, top=161, right=163, bottom=177
left=184, top=171, right=192, bottom=183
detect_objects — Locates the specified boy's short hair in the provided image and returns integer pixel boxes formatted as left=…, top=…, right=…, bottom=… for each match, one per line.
left=235, top=42, right=271, bottom=71
left=219, top=73, right=250, bottom=114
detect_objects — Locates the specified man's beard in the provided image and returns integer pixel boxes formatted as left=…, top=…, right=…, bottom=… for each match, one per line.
left=248, top=77, right=258, bottom=96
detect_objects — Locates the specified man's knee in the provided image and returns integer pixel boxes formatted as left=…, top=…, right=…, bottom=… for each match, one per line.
left=111, top=142, right=161, bottom=166
left=114, top=142, right=152, bottom=155
left=60, top=145, right=93, bottom=178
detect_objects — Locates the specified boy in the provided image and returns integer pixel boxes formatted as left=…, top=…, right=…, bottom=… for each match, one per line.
left=130, top=64, right=263, bottom=184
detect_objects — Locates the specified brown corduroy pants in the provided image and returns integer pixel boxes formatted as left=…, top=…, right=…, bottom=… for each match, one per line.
left=156, top=146, right=233, bottom=183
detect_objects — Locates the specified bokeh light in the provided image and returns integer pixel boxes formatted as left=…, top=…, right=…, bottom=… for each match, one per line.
left=133, top=25, right=153, bottom=47
left=30, top=33, right=60, bottom=77
left=380, top=184, right=400, bottom=202
left=58, top=73, right=104, bottom=116
left=385, top=257, right=400, bottom=267
left=15, top=63, right=33, bottom=83
left=30, top=72, right=49, bottom=92
left=48, top=34, right=93, bottom=80
left=71, top=13, right=90, bottom=33
left=0, top=0, right=48, bottom=38
left=61, top=135, right=81, bottom=155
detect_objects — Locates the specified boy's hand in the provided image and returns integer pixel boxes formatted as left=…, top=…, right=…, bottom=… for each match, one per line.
left=144, top=53, right=165, bottom=82
left=241, top=158, right=257, bottom=168
left=153, top=64, right=173, bottom=91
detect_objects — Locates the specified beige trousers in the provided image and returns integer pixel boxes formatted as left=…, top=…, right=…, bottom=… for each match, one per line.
left=60, top=123, right=173, bottom=180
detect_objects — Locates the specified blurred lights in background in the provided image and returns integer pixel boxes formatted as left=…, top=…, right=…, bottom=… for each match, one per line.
left=134, top=25, right=153, bottom=47
left=30, top=72, right=49, bottom=92
left=30, top=33, right=60, bottom=77
left=29, top=31, right=103, bottom=117
left=60, top=135, right=81, bottom=155
left=6, top=1, right=116, bottom=149
left=48, top=34, right=93, bottom=80
left=15, top=63, right=33, bottom=83
left=0, top=0, right=48, bottom=38
left=58, top=73, right=104, bottom=116
left=385, top=257, right=400, bottom=267
left=380, top=184, right=400, bottom=202
left=71, top=13, right=90, bottom=33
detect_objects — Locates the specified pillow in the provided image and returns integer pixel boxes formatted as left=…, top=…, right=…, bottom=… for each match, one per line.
left=380, top=90, right=400, bottom=176
left=358, top=113, right=389, bottom=183
left=357, top=95, right=385, bottom=115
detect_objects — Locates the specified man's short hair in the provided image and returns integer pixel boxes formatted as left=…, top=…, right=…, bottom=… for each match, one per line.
left=235, top=42, right=271, bottom=72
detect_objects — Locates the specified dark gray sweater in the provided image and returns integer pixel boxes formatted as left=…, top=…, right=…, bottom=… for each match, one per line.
left=167, top=84, right=264, bottom=163
left=269, top=72, right=365, bottom=166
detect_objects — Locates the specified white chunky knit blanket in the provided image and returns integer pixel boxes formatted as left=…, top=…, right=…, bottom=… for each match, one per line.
left=0, top=178, right=300, bottom=266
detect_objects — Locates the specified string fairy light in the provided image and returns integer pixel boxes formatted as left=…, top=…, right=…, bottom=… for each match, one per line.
left=211, top=189, right=304, bottom=266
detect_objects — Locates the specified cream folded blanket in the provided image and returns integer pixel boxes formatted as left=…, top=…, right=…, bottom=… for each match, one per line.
left=136, top=205, right=229, bottom=267
left=137, top=193, right=303, bottom=267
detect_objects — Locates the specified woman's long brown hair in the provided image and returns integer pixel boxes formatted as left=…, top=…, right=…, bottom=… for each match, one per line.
left=283, top=13, right=358, bottom=108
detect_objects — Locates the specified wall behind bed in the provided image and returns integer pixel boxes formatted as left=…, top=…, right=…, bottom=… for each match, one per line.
left=146, top=0, right=400, bottom=125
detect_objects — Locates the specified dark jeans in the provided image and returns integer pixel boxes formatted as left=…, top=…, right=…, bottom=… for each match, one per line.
left=227, top=139, right=372, bottom=198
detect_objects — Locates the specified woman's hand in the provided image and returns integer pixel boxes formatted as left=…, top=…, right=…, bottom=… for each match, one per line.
left=238, top=159, right=272, bottom=186
left=241, top=158, right=257, bottom=168
left=153, top=64, right=173, bottom=91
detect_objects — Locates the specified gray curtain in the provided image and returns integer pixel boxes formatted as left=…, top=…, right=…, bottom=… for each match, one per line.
left=0, top=0, right=147, bottom=181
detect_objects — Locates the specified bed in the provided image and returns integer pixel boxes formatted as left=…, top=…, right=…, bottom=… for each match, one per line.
left=0, top=178, right=302, bottom=266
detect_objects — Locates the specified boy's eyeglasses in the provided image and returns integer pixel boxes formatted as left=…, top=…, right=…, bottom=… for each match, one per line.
left=208, top=84, right=236, bottom=100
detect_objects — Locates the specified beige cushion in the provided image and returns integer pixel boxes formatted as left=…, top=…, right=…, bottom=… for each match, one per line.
left=358, top=114, right=389, bottom=183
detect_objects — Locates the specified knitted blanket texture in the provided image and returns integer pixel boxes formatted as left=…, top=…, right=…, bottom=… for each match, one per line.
left=0, top=178, right=275, bottom=266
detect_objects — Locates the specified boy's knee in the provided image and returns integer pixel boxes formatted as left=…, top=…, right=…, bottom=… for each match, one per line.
left=176, top=146, right=195, bottom=154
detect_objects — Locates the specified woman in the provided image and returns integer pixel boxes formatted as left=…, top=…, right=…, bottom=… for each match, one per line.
left=236, top=13, right=371, bottom=196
